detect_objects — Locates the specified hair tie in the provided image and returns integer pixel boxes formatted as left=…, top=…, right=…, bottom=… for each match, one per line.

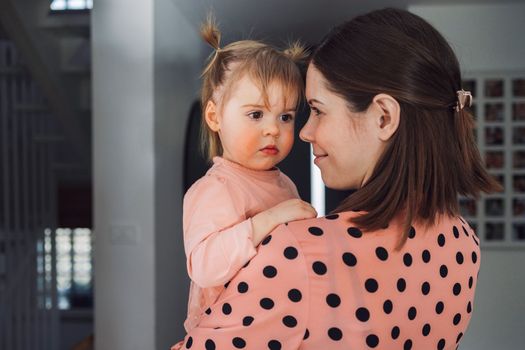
left=455, top=89, right=473, bottom=112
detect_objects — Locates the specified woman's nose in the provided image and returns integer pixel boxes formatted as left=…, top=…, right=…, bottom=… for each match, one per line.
left=299, top=116, right=315, bottom=143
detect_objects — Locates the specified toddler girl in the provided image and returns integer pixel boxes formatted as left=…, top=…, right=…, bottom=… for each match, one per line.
left=172, top=17, right=317, bottom=349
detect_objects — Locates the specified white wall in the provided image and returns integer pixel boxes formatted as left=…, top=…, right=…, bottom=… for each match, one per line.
left=409, top=3, right=525, bottom=73
left=153, top=0, right=201, bottom=348
left=409, top=3, right=525, bottom=350
left=92, top=0, right=200, bottom=348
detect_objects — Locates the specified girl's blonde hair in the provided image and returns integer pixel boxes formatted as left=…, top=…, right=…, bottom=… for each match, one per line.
left=199, top=15, right=307, bottom=161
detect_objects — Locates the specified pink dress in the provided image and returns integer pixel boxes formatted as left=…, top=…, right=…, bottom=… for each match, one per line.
left=175, top=210, right=480, bottom=350
left=179, top=157, right=300, bottom=340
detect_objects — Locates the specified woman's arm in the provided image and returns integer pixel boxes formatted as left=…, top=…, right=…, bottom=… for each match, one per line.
left=181, top=224, right=310, bottom=349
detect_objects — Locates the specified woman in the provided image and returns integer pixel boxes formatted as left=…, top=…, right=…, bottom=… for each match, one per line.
left=175, top=8, right=500, bottom=350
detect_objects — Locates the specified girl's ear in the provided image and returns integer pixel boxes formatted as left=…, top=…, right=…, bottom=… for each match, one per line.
left=204, top=100, right=220, bottom=132
left=371, top=93, right=400, bottom=142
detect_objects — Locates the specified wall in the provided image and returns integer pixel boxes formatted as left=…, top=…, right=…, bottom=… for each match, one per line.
left=92, top=0, right=200, bottom=347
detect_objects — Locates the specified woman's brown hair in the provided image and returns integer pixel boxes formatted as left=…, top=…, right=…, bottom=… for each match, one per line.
left=199, top=15, right=307, bottom=161
left=311, top=8, right=502, bottom=250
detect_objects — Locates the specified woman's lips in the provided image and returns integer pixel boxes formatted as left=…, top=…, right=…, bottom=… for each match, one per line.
left=314, top=154, right=328, bottom=165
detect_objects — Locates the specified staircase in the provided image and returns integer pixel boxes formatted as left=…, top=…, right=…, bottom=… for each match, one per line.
left=0, top=1, right=92, bottom=349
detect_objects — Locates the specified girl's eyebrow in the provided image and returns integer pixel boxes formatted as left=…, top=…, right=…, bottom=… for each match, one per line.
left=241, top=103, right=266, bottom=108
left=242, top=104, right=296, bottom=112
left=308, top=98, right=324, bottom=105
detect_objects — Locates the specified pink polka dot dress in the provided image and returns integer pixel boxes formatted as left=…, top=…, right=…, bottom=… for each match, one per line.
left=177, top=211, right=480, bottom=350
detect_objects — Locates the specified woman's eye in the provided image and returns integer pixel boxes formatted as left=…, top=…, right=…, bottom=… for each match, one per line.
left=248, top=111, right=263, bottom=120
left=279, top=114, right=294, bottom=122
left=310, top=107, right=322, bottom=116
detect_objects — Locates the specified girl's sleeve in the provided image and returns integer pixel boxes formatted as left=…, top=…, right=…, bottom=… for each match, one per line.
left=179, top=224, right=310, bottom=349
left=183, top=175, right=258, bottom=288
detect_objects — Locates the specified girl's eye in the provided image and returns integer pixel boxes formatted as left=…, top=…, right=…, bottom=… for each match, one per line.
left=279, top=114, right=294, bottom=123
left=248, top=111, right=263, bottom=120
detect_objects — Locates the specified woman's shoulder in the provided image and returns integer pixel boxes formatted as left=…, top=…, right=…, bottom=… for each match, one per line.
left=281, top=211, right=480, bottom=255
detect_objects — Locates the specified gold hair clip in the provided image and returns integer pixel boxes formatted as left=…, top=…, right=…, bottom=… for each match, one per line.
left=455, top=89, right=473, bottom=112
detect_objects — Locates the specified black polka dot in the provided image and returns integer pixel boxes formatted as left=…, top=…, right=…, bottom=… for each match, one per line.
left=347, top=227, right=363, bottom=238
left=205, top=339, right=215, bottom=350
left=242, top=260, right=250, bottom=268
left=224, top=281, right=231, bottom=288
left=376, top=247, right=389, bottom=261
left=284, top=246, right=298, bottom=260
left=469, top=276, right=473, bottom=289
left=403, top=253, right=413, bottom=267
left=242, top=316, right=254, bottom=326
left=422, top=282, right=431, bottom=295
left=261, top=235, right=272, bottom=245
left=308, top=226, right=324, bottom=236
left=453, top=313, right=462, bottom=325
left=422, top=323, right=431, bottom=336
left=325, top=214, right=339, bottom=220
left=440, top=265, right=448, bottom=278
left=205, top=308, right=211, bottom=315
left=462, top=226, right=470, bottom=237
left=342, top=252, right=357, bottom=267
left=456, top=332, right=464, bottom=343
left=328, top=327, right=343, bottom=341
left=267, top=340, right=281, bottom=350
left=472, top=251, right=478, bottom=264
left=366, top=334, right=379, bottom=348
left=365, top=278, right=379, bottom=293
left=422, top=250, right=431, bottom=263
left=453, top=226, right=460, bottom=238
left=467, top=301, right=472, bottom=313
left=438, top=233, right=446, bottom=247
left=260, top=298, right=274, bottom=310
left=436, top=301, right=444, bottom=314
left=303, top=329, right=310, bottom=340
left=237, top=282, right=248, bottom=293
left=408, top=306, right=417, bottom=320
left=404, top=339, right=413, bottom=350
left=453, top=283, right=462, bottom=296
left=313, top=261, right=327, bottom=275
left=408, top=226, right=416, bottom=239
left=288, top=289, right=302, bottom=302
left=397, top=278, right=406, bottom=292
left=326, top=293, right=341, bottom=308
left=263, top=266, right=277, bottom=278
left=282, top=315, right=297, bottom=328
left=222, top=303, right=232, bottom=315
left=391, top=326, right=400, bottom=339
left=232, top=337, right=246, bottom=349
left=383, top=299, right=393, bottom=314
left=438, top=338, right=446, bottom=350
left=185, top=336, right=193, bottom=349
left=456, top=252, right=464, bottom=264
left=356, top=307, right=370, bottom=322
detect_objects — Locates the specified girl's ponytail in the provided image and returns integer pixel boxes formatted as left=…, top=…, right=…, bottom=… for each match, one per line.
left=283, top=41, right=308, bottom=63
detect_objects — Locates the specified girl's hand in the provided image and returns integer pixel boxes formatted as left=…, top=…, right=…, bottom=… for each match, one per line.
left=251, top=199, right=317, bottom=246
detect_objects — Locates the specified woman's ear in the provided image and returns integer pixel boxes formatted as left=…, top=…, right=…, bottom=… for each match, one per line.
left=204, top=100, right=220, bottom=132
left=372, top=94, right=400, bottom=142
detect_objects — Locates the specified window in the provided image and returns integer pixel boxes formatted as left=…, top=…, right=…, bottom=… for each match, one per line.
left=50, top=0, right=92, bottom=11
left=39, top=228, right=93, bottom=310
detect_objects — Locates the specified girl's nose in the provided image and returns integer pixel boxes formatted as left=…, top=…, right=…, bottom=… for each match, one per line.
left=264, top=120, right=280, bottom=137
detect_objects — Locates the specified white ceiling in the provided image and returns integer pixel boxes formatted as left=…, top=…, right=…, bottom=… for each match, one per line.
left=171, top=0, right=525, bottom=45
